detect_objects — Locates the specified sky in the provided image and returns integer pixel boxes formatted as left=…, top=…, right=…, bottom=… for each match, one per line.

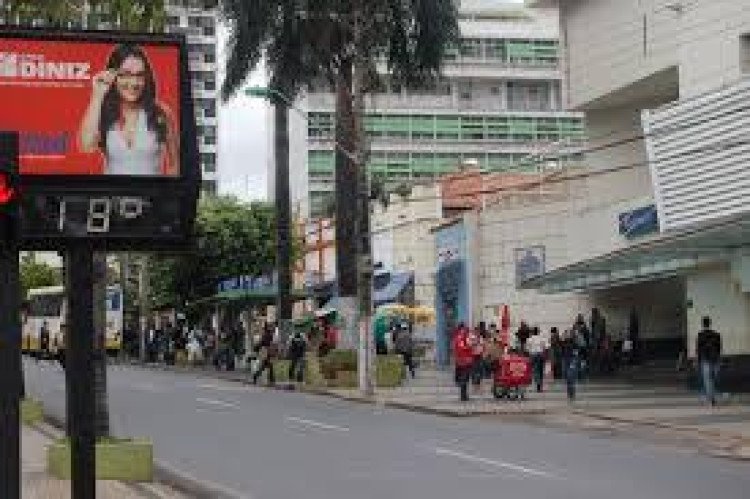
left=215, top=0, right=526, bottom=203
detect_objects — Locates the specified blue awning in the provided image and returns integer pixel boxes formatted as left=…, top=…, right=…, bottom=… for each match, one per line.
left=373, top=272, right=414, bottom=307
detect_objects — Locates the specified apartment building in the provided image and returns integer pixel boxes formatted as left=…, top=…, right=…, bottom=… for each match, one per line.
left=279, top=0, right=585, bottom=218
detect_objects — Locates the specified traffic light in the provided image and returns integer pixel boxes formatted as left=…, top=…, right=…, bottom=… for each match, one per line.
left=0, top=131, right=20, bottom=248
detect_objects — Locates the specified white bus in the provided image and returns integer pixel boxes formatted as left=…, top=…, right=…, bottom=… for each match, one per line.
left=22, top=285, right=124, bottom=359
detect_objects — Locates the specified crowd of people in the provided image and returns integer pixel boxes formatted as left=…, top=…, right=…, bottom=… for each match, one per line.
left=450, top=308, right=643, bottom=402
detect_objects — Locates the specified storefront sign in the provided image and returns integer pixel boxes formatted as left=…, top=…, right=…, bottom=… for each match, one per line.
left=618, top=205, right=658, bottom=239
left=515, top=245, right=545, bottom=286
left=217, top=273, right=277, bottom=294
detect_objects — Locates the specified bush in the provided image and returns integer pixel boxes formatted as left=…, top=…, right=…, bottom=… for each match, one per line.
left=320, top=349, right=357, bottom=380
left=376, top=355, right=405, bottom=388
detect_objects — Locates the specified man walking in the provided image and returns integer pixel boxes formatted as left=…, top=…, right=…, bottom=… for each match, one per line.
left=395, top=323, right=416, bottom=379
left=252, top=323, right=276, bottom=386
left=527, top=327, right=548, bottom=392
left=287, top=329, right=307, bottom=383
left=696, top=316, right=722, bottom=406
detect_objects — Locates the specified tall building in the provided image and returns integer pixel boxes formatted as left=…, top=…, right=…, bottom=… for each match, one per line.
left=0, top=0, right=220, bottom=195
left=280, top=0, right=585, bottom=218
left=164, top=0, right=219, bottom=195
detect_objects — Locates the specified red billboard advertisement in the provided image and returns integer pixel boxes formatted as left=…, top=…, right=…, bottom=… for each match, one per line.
left=0, top=37, right=180, bottom=176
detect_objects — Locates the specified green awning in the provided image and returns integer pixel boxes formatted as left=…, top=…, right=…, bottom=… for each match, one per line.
left=519, top=213, right=750, bottom=294
left=192, top=287, right=309, bottom=307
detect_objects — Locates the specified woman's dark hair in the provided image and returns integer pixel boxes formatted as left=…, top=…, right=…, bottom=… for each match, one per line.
left=99, top=43, right=166, bottom=151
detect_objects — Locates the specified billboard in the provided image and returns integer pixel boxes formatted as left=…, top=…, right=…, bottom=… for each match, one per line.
left=0, top=36, right=181, bottom=176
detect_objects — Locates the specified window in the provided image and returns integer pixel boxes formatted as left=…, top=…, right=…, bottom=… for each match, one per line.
left=204, top=52, right=216, bottom=64
left=28, top=293, right=63, bottom=317
left=460, top=38, right=483, bottom=59
left=201, top=153, right=216, bottom=172
left=201, top=180, right=217, bottom=196
left=203, top=25, right=215, bottom=37
left=507, top=81, right=551, bottom=111
left=458, top=81, right=473, bottom=101
left=204, top=101, right=217, bottom=118
left=741, top=34, right=750, bottom=74
left=166, top=15, right=181, bottom=27
left=204, top=79, right=216, bottom=91
left=203, top=135, right=216, bottom=145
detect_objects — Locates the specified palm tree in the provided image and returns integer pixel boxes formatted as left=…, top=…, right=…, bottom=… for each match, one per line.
left=221, top=0, right=458, bottom=354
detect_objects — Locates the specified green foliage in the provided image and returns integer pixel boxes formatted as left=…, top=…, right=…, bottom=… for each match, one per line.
left=20, top=253, right=61, bottom=297
left=147, top=196, right=295, bottom=310
left=320, top=349, right=357, bottom=379
left=220, top=0, right=459, bottom=101
left=2, top=0, right=166, bottom=31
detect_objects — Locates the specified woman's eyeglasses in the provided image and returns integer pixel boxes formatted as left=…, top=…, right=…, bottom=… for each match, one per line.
left=117, top=71, right=147, bottom=81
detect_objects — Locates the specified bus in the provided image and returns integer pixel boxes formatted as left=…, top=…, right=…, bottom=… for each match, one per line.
left=22, top=285, right=124, bottom=359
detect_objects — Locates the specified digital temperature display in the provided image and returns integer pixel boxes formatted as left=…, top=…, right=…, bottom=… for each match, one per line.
left=21, top=191, right=187, bottom=249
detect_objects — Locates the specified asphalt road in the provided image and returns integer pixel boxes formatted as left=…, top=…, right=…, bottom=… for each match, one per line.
left=24, top=360, right=750, bottom=499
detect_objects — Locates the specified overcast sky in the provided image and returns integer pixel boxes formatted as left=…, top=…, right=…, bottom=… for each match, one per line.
left=216, top=0, right=525, bottom=203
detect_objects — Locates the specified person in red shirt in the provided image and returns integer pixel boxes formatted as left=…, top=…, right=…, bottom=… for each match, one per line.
left=452, top=323, right=474, bottom=401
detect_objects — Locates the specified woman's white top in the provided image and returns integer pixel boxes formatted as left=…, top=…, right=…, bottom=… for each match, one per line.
left=105, top=109, right=161, bottom=175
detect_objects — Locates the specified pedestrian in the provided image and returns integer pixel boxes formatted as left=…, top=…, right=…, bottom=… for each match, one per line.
left=572, top=314, right=590, bottom=380
left=628, top=308, right=640, bottom=365
left=469, top=326, right=484, bottom=391
left=516, top=321, right=531, bottom=352
left=395, top=323, right=416, bottom=378
left=527, top=327, right=548, bottom=392
left=287, top=329, right=307, bottom=383
left=550, top=327, right=562, bottom=379
left=695, top=316, right=722, bottom=406
left=252, top=324, right=276, bottom=385
left=561, top=328, right=579, bottom=401
left=452, top=323, right=474, bottom=402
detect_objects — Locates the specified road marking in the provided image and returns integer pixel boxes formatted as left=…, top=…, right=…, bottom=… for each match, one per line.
left=196, top=397, right=239, bottom=410
left=431, top=446, right=558, bottom=479
left=285, top=416, right=350, bottom=433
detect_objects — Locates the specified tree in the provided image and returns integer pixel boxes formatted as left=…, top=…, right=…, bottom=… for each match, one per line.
left=148, top=196, right=282, bottom=311
left=221, top=1, right=458, bottom=378
left=20, top=253, right=61, bottom=297
left=2, top=0, right=166, bottom=31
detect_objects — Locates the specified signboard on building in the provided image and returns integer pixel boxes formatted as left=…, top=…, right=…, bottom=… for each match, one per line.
left=0, top=27, right=200, bottom=250
left=618, top=204, right=658, bottom=239
left=217, top=273, right=277, bottom=294
left=515, top=245, right=545, bottom=286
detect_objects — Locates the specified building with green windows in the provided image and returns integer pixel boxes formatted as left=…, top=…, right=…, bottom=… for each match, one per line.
left=280, top=1, right=585, bottom=218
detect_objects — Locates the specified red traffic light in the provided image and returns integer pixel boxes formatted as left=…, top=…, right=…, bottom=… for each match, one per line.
left=0, top=172, right=16, bottom=205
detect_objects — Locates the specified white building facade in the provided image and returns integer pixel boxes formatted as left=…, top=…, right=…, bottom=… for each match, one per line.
left=465, top=0, right=750, bottom=384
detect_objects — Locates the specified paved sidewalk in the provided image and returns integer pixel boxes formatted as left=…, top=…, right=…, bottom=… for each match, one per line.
left=22, top=424, right=186, bottom=498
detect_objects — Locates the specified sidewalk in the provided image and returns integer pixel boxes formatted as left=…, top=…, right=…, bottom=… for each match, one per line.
left=132, top=361, right=750, bottom=460
left=22, top=424, right=186, bottom=499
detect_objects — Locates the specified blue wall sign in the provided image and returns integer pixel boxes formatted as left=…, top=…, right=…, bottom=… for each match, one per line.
left=619, top=205, right=658, bottom=239
left=217, top=273, right=277, bottom=294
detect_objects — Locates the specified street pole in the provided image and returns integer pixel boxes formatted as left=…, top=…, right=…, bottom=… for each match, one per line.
left=353, top=4, right=375, bottom=396
left=138, top=256, right=148, bottom=363
left=273, top=93, right=293, bottom=343
left=65, top=245, right=96, bottom=499
left=0, top=131, right=21, bottom=499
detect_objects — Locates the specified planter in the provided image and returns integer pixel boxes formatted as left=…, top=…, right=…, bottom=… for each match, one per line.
left=305, top=353, right=325, bottom=387
left=377, top=355, right=405, bottom=388
left=48, top=438, right=153, bottom=482
left=273, top=360, right=291, bottom=382
left=21, top=399, right=44, bottom=426
left=331, top=370, right=358, bottom=388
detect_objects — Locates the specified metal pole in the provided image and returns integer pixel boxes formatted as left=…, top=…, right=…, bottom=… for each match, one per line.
left=0, top=235, right=21, bottom=499
left=65, top=245, right=96, bottom=499
left=0, top=130, right=21, bottom=499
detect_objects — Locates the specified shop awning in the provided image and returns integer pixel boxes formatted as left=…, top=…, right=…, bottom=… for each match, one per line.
left=519, top=212, right=750, bottom=294
left=373, top=271, right=414, bottom=307
left=193, top=286, right=309, bottom=307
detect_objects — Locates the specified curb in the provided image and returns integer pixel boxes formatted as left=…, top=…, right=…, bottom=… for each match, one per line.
left=38, top=413, right=248, bottom=498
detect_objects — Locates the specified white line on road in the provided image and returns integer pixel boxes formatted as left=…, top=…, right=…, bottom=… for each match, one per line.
left=432, top=446, right=558, bottom=479
left=196, top=397, right=240, bottom=410
left=285, top=416, right=350, bottom=433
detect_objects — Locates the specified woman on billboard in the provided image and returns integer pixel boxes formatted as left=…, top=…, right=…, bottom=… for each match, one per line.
left=80, top=43, right=179, bottom=176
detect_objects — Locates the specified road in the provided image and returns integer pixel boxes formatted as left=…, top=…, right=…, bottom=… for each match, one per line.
left=24, top=361, right=750, bottom=499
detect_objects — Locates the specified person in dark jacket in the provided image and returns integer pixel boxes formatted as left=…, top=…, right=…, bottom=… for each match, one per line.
left=696, top=316, right=722, bottom=406
left=394, top=323, right=416, bottom=379
left=561, top=328, right=579, bottom=401
left=252, top=324, right=275, bottom=385
left=287, top=330, right=307, bottom=383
